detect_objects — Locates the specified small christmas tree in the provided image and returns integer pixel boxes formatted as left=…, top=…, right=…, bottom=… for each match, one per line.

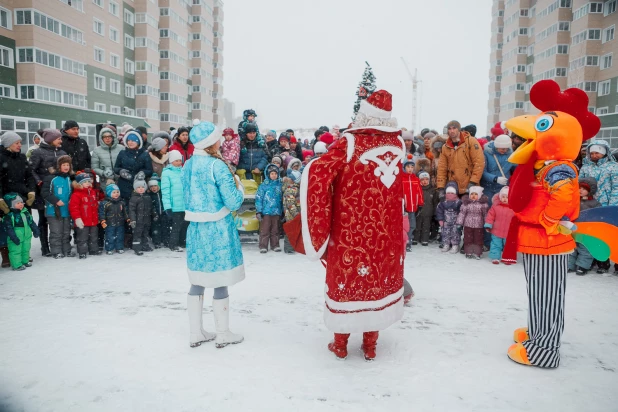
left=353, top=61, right=377, bottom=119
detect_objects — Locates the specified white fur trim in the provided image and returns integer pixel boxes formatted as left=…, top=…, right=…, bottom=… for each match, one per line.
left=358, top=99, right=391, bottom=119
left=192, top=149, right=208, bottom=156
left=188, top=264, right=245, bottom=288
left=325, top=286, right=404, bottom=311
left=300, top=159, right=329, bottom=260
left=185, top=208, right=230, bottom=222
left=344, top=126, right=401, bottom=133
left=323, top=297, right=404, bottom=333
left=342, top=132, right=355, bottom=162
left=359, top=145, right=405, bottom=189
left=193, top=126, right=220, bottom=150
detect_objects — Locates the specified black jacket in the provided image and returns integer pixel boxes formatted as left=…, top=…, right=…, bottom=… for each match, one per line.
left=61, top=133, right=91, bottom=172
left=129, top=192, right=155, bottom=226
left=150, top=191, right=163, bottom=219
left=0, top=147, right=36, bottom=198
left=29, top=142, right=67, bottom=185
left=98, top=196, right=129, bottom=227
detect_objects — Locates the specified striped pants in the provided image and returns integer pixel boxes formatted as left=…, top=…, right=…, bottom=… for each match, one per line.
left=522, top=253, right=568, bottom=368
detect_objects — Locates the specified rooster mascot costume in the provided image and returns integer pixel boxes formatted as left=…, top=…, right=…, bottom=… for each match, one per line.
left=285, top=90, right=405, bottom=361
left=502, top=80, right=618, bottom=368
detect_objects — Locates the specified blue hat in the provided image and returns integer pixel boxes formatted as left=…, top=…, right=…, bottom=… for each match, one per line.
left=75, top=172, right=92, bottom=185
left=125, top=131, right=142, bottom=148
left=106, top=184, right=120, bottom=198
left=190, top=121, right=220, bottom=150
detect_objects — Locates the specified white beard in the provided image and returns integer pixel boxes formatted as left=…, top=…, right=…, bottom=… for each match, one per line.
left=353, top=112, right=398, bottom=129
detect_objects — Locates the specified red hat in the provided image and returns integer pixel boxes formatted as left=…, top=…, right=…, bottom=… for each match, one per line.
left=490, top=122, right=505, bottom=138
left=289, top=136, right=297, bottom=144
left=357, top=89, right=393, bottom=119
left=223, top=127, right=236, bottom=137
left=320, top=132, right=334, bottom=145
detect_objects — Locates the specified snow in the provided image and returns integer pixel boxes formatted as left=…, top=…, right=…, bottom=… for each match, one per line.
left=1, top=238, right=618, bottom=412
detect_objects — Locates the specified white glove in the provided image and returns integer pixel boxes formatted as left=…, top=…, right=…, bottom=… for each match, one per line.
left=75, top=218, right=84, bottom=229
left=497, top=176, right=508, bottom=185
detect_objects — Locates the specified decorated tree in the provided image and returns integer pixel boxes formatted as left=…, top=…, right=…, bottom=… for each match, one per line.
left=353, top=61, right=377, bottom=119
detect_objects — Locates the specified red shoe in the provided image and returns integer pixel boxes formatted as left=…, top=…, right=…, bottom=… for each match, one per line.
left=361, top=331, right=379, bottom=361
left=404, top=291, right=414, bottom=305
left=328, top=333, right=350, bottom=360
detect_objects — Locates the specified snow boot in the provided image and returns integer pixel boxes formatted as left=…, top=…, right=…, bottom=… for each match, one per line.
left=492, top=259, right=500, bottom=265
left=507, top=343, right=531, bottom=366
left=212, top=297, right=244, bottom=348
left=361, top=331, right=379, bottom=361
left=12, top=265, right=26, bottom=271
left=513, top=327, right=529, bottom=343
left=327, top=333, right=350, bottom=360
left=0, top=246, right=10, bottom=268
left=187, top=294, right=215, bottom=348
left=449, top=245, right=460, bottom=254
left=441, top=245, right=452, bottom=253
left=575, top=266, right=588, bottom=276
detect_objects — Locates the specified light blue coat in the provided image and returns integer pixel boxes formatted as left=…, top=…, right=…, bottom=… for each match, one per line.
left=182, top=152, right=245, bottom=287
left=580, top=139, right=618, bottom=206
left=161, top=165, right=185, bottom=212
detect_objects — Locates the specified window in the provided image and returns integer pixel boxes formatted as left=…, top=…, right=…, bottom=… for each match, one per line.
left=135, top=13, right=158, bottom=27
left=589, top=29, right=601, bottom=40
left=520, top=8, right=529, bottom=16
left=94, top=102, right=106, bottom=112
left=108, top=1, right=119, bottom=17
left=125, top=83, right=134, bottom=98
left=192, top=51, right=200, bottom=58
left=604, top=26, right=615, bottom=43
left=519, top=28, right=528, bottom=35
left=0, top=6, right=12, bottom=30
left=0, top=84, right=14, bottom=98
left=589, top=107, right=596, bottom=114
left=123, top=107, right=135, bottom=116
left=192, top=85, right=201, bottom=92
left=557, top=45, right=568, bottom=54
left=93, top=18, right=104, bottom=35
left=110, top=53, right=119, bottom=68
left=599, top=80, right=611, bottom=96
left=124, top=9, right=134, bottom=26
left=587, top=56, right=599, bottom=66
left=556, top=67, right=568, bottom=77
left=159, top=29, right=169, bottom=38
left=606, top=0, right=617, bottom=15
left=94, top=74, right=105, bottom=91
left=124, top=59, right=134, bottom=74
left=192, top=68, right=200, bottom=75
left=93, top=0, right=103, bottom=7
left=17, top=47, right=85, bottom=76
left=110, top=105, right=121, bottom=114
left=584, top=82, right=597, bottom=92
left=20, top=85, right=35, bottom=99
left=160, top=50, right=169, bottom=59
left=16, top=10, right=84, bottom=44
left=124, top=34, right=134, bottom=50
left=94, top=47, right=104, bottom=63
left=135, top=61, right=158, bottom=73
left=517, top=65, right=526, bottom=72
left=597, top=107, right=609, bottom=115
left=109, top=26, right=119, bottom=42
left=192, top=15, right=200, bottom=22
left=590, top=2, right=603, bottom=13
left=601, top=53, right=613, bottom=70
left=110, top=79, right=120, bottom=94
left=0, top=45, right=13, bottom=68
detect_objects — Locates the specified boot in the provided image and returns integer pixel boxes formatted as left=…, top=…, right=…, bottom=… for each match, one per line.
left=187, top=294, right=215, bottom=348
left=0, top=246, right=10, bottom=268
left=212, top=297, right=243, bottom=348
left=327, top=333, right=350, bottom=360
left=40, top=241, right=51, bottom=257
left=513, top=327, right=529, bottom=343
left=124, top=233, right=133, bottom=249
left=361, top=331, right=379, bottom=361
left=507, top=343, right=531, bottom=366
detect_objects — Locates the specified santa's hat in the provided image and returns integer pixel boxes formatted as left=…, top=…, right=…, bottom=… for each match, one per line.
left=357, top=90, right=393, bottom=119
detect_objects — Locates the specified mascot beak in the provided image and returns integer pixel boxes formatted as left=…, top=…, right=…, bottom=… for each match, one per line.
left=506, top=115, right=536, bottom=165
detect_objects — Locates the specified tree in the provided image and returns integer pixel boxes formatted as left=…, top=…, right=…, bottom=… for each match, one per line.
left=353, top=61, right=377, bottom=119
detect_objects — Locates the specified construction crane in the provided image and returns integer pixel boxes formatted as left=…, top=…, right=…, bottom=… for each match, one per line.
left=401, top=57, right=420, bottom=133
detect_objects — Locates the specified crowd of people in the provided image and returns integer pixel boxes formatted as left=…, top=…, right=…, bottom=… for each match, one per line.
left=0, top=112, right=616, bottom=275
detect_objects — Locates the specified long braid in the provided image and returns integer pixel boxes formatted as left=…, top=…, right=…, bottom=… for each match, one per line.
left=204, top=147, right=241, bottom=189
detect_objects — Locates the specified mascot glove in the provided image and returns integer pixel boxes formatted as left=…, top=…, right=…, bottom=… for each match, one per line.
left=557, top=220, right=577, bottom=235
left=75, top=218, right=84, bottom=229
left=26, top=192, right=36, bottom=206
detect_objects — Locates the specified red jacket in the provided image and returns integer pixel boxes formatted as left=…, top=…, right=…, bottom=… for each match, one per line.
left=69, top=187, right=100, bottom=227
left=169, top=141, right=194, bottom=165
left=485, top=194, right=515, bottom=239
left=402, top=173, right=424, bottom=213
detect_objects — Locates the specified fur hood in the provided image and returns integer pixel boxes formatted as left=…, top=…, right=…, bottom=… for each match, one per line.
left=430, top=134, right=447, bottom=159
left=415, top=158, right=432, bottom=175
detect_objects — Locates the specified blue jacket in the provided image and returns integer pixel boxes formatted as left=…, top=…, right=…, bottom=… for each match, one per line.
left=161, top=165, right=185, bottom=212
left=255, top=164, right=283, bottom=216
left=481, top=142, right=514, bottom=197
left=580, top=139, right=618, bottom=206
left=41, top=172, right=72, bottom=218
left=237, top=138, right=268, bottom=173
left=114, top=148, right=153, bottom=200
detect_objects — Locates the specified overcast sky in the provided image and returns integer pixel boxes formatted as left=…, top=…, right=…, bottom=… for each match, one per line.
left=223, top=0, right=492, bottom=135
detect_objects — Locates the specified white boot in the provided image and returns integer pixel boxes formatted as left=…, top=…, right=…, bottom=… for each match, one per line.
left=441, top=245, right=452, bottom=253
left=212, top=297, right=244, bottom=348
left=187, top=294, right=215, bottom=348
left=449, top=245, right=460, bottom=254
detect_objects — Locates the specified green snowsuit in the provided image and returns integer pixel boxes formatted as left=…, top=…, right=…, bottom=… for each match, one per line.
left=3, top=208, right=40, bottom=269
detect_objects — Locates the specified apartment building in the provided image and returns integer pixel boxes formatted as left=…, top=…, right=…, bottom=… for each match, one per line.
left=487, top=0, right=617, bottom=147
left=0, top=0, right=223, bottom=152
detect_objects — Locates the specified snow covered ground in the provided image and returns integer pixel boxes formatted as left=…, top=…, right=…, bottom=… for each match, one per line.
left=1, top=237, right=618, bottom=412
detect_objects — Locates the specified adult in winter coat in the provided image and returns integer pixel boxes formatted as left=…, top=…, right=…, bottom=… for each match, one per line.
left=91, top=126, right=125, bottom=192
left=436, top=120, right=485, bottom=197
left=289, top=136, right=304, bottom=161
left=580, top=139, right=618, bottom=206
left=237, top=109, right=263, bottom=143
left=0, top=132, right=36, bottom=212
left=429, top=134, right=447, bottom=182
left=481, top=134, right=514, bottom=205
left=181, top=121, right=245, bottom=349
left=25, top=131, right=41, bottom=160
left=60, top=120, right=91, bottom=172
left=237, top=123, right=268, bottom=181
left=169, top=126, right=194, bottom=165
left=148, top=137, right=169, bottom=178
left=29, top=129, right=67, bottom=257
left=113, top=131, right=153, bottom=201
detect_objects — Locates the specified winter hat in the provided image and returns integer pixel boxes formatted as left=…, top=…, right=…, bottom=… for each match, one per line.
left=278, top=133, right=290, bottom=143
left=168, top=150, right=183, bottom=163
left=99, top=127, right=117, bottom=141
left=119, top=123, right=133, bottom=136
left=402, top=130, right=414, bottom=141
left=1, top=131, right=21, bottom=148
left=106, top=184, right=120, bottom=198
left=271, top=155, right=283, bottom=165
left=133, top=178, right=147, bottom=190
left=357, top=89, right=393, bottom=119
left=588, top=144, right=607, bottom=155
left=494, top=134, right=511, bottom=149
left=56, top=155, right=72, bottom=170
left=265, top=130, right=276, bottom=139
left=499, top=186, right=509, bottom=197
left=63, top=120, right=79, bottom=130
left=491, top=122, right=505, bottom=138
left=419, top=172, right=430, bottom=180
left=463, top=124, right=477, bottom=137
left=169, top=129, right=178, bottom=141
left=314, top=141, right=328, bottom=154
left=289, top=169, right=302, bottom=184
left=477, top=137, right=488, bottom=150
left=153, top=131, right=170, bottom=140
left=148, top=178, right=159, bottom=187
left=266, top=164, right=280, bottom=176
left=289, top=136, right=298, bottom=144
left=135, top=126, right=147, bottom=136
left=190, top=121, right=220, bottom=150
left=243, top=122, right=258, bottom=134
left=223, top=127, right=236, bottom=137
left=469, top=186, right=484, bottom=196
left=75, top=172, right=92, bottom=185
left=447, top=120, right=461, bottom=130
left=423, top=132, right=436, bottom=141
left=151, top=137, right=167, bottom=152
left=125, top=131, right=142, bottom=147
left=432, top=140, right=445, bottom=150
left=403, top=153, right=415, bottom=169
left=4, top=193, right=23, bottom=209
left=320, top=132, right=334, bottom=145
left=446, top=186, right=457, bottom=194
left=43, top=129, right=62, bottom=144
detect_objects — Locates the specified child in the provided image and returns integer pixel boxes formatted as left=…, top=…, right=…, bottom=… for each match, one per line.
left=436, top=182, right=462, bottom=254
left=149, top=176, right=166, bottom=248
left=162, top=150, right=187, bottom=252
left=221, top=127, right=240, bottom=171
left=456, top=186, right=489, bottom=259
left=129, top=177, right=154, bottom=256
left=69, top=172, right=101, bottom=259
left=42, top=155, right=73, bottom=259
left=282, top=170, right=301, bottom=254
left=99, top=183, right=128, bottom=255
left=2, top=193, right=40, bottom=270
left=256, top=164, right=283, bottom=253
left=414, top=172, right=438, bottom=246
left=484, top=186, right=515, bottom=264
left=287, top=158, right=302, bottom=178
left=569, top=177, right=602, bottom=275
left=402, top=154, right=424, bottom=251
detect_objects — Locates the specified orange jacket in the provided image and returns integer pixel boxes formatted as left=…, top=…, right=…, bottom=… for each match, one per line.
left=516, top=161, right=579, bottom=255
left=436, top=132, right=485, bottom=193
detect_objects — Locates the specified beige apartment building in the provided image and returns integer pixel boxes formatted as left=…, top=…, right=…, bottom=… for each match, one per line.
left=488, top=0, right=617, bottom=147
left=0, top=0, right=223, bottom=151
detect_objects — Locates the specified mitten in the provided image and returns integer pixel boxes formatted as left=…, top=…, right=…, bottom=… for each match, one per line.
left=438, top=189, right=445, bottom=200
left=256, top=213, right=262, bottom=221
left=119, top=169, right=132, bottom=181
left=26, top=192, right=36, bottom=207
left=129, top=221, right=137, bottom=229
left=557, top=220, right=577, bottom=235
left=75, top=218, right=84, bottom=229
left=103, top=168, right=114, bottom=179
left=496, top=176, right=508, bottom=186
left=134, top=171, right=146, bottom=181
